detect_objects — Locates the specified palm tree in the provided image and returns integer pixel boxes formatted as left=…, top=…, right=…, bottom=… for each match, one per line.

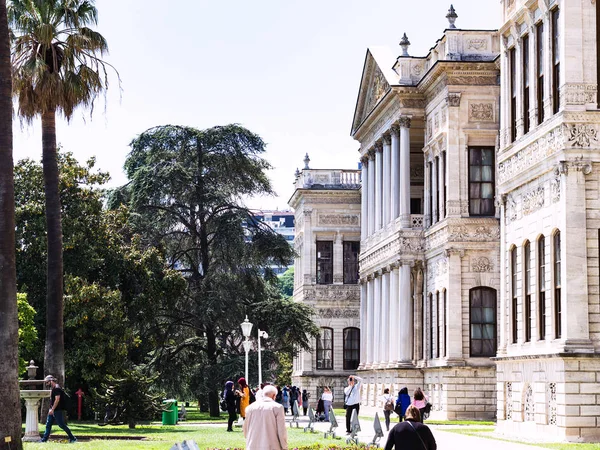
left=8, top=0, right=118, bottom=384
left=0, top=0, right=23, bottom=446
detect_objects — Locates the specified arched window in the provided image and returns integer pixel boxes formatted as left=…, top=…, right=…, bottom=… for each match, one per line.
left=470, top=287, right=497, bottom=357
left=538, top=235, right=546, bottom=340
left=343, top=328, right=360, bottom=370
left=524, top=241, right=532, bottom=342
left=316, top=327, right=333, bottom=370
left=553, top=231, right=561, bottom=338
left=511, top=246, right=518, bottom=344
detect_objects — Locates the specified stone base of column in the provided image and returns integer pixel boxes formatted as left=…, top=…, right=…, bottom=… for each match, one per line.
left=399, top=214, right=411, bottom=228
left=387, top=361, right=415, bottom=369
left=562, top=339, right=595, bottom=353
left=444, top=357, right=467, bottom=367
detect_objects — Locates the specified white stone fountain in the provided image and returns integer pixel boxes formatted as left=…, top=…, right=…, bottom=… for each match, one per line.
left=19, top=361, right=51, bottom=442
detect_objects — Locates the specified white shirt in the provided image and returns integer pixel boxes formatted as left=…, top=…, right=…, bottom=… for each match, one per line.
left=321, top=392, right=333, bottom=402
left=343, top=376, right=363, bottom=406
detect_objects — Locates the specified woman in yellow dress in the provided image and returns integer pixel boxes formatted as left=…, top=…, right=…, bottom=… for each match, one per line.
left=237, top=377, right=250, bottom=418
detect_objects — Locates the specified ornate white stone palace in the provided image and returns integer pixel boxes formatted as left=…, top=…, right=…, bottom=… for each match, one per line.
left=291, top=1, right=600, bottom=441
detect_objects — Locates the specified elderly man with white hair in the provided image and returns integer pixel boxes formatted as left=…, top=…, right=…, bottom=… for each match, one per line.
left=243, top=384, right=288, bottom=450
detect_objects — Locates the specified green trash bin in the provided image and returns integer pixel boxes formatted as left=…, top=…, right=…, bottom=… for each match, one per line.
left=162, top=399, right=178, bottom=425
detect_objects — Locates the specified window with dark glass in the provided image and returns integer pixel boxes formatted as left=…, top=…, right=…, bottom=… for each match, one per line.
left=316, top=327, right=333, bottom=369
left=443, top=290, right=447, bottom=357
left=536, top=22, right=545, bottom=124
left=469, top=147, right=495, bottom=216
left=523, top=34, right=530, bottom=134
left=428, top=162, right=433, bottom=225
left=538, top=236, right=546, bottom=340
left=470, top=287, right=497, bottom=357
left=343, top=327, right=360, bottom=370
left=316, top=241, right=333, bottom=285
left=436, top=291, right=441, bottom=358
left=343, top=241, right=360, bottom=284
left=510, top=47, right=517, bottom=142
left=524, top=241, right=532, bottom=342
left=411, top=198, right=422, bottom=214
left=442, top=151, right=447, bottom=219
left=554, top=231, right=561, bottom=339
left=429, top=293, right=434, bottom=359
left=511, top=247, right=518, bottom=344
left=435, top=156, right=440, bottom=223
left=552, top=8, right=560, bottom=114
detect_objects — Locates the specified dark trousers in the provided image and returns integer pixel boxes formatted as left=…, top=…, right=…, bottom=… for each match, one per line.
left=227, top=410, right=237, bottom=431
left=303, top=407, right=308, bottom=416
left=383, top=410, right=391, bottom=430
left=345, top=403, right=360, bottom=433
left=41, top=410, right=75, bottom=442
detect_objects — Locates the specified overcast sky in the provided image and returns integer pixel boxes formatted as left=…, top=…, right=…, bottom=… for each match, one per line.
left=13, top=0, right=501, bottom=211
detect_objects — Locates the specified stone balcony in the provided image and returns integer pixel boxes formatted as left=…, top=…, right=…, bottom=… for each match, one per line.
left=293, top=168, right=361, bottom=191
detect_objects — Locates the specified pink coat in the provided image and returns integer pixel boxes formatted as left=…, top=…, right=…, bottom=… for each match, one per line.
left=243, top=397, right=288, bottom=450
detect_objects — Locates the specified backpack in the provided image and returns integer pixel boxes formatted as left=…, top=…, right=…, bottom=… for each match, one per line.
left=249, top=390, right=256, bottom=404
left=384, top=397, right=394, bottom=411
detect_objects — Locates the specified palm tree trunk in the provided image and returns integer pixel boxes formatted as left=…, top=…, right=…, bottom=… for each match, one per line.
left=0, top=0, right=24, bottom=448
left=42, top=109, right=65, bottom=386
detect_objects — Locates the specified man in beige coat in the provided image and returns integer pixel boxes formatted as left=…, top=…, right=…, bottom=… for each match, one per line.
left=243, top=384, right=288, bottom=450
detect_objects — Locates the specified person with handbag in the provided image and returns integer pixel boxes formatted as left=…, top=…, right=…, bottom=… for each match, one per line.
left=343, top=375, right=363, bottom=434
left=412, top=388, right=431, bottom=422
left=395, top=387, right=412, bottom=422
left=223, top=381, right=238, bottom=432
left=384, top=405, right=437, bottom=450
left=380, top=388, right=394, bottom=431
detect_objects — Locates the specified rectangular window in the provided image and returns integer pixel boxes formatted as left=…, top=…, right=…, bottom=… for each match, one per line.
left=538, top=236, right=546, bottom=340
left=554, top=232, right=561, bottom=338
left=442, top=151, right=447, bottom=219
left=536, top=22, right=545, bottom=124
left=552, top=8, right=560, bottom=114
left=435, top=156, right=440, bottom=223
left=511, top=247, right=518, bottom=344
left=523, top=34, right=530, bottom=134
left=343, top=328, right=360, bottom=370
left=410, top=198, right=422, bottom=214
left=436, top=291, right=441, bottom=358
left=429, top=293, right=434, bottom=359
left=524, top=242, right=532, bottom=342
left=510, top=47, right=517, bottom=142
left=469, top=147, right=495, bottom=216
left=443, top=290, right=447, bottom=357
left=316, top=241, right=333, bottom=285
left=428, top=162, right=433, bottom=225
left=470, top=288, right=497, bottom=357
left=316, top=328, right=333, bottom=370
left=343, top=241, right=360, bottom=284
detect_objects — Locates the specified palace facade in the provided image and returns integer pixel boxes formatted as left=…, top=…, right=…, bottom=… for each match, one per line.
left=291, top=1, right=600, bottom=441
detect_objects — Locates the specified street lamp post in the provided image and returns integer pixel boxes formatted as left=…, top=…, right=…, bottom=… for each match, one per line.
left=257, top=329, right=268, bottom=385
left=240, top=316, right=253, bottom=385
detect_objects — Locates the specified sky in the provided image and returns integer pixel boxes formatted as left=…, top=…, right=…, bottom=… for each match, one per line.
left=12, top=0, right=501, bottom=211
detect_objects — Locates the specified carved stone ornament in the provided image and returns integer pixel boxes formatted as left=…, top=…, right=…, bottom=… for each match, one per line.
left=550, top=173, right=560, bottom=203
left=522, top=187, right=545, bottom=216
left=566, top=124, right=599, bottom=147
left=563, top=83, right=597, bottom=106
left=467, top=38, right=488, bottom=51
left=364, top=67, right=391, bottom=118
left=319, top=308, right=359, bottom=319
left=398, top=116, right=412, bottom=128
left=447, top=93, right=462, bottom=107
left=447, top=76, right=498, bottom=86
left=314, top=287, right=360, bottom=302
left=505, top=195, right=517, bottom=224
left=472, top=256, right=494, bottom=272
left=401, top=98, right=425, bottom=108
left=318, top=214, right=359, bottom=226
left=469, top=103, right=494, bottom=122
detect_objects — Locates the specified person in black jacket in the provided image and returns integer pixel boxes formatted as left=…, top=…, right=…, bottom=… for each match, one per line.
left=384, top=405, right=436, bottom=450
left=223, top=380, right=238, bottom=432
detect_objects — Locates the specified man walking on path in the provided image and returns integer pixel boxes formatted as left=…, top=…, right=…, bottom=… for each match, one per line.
left=344, top=375, right=363, bottom=434
left=40, top=375, right=76, bottom=443
left=243, top=384, right=288, bottom=450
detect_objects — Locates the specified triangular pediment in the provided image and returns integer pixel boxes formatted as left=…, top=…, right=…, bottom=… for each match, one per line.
left=351, top=48, right=397, bottom=135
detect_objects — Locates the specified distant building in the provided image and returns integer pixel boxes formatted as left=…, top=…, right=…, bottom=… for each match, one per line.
left=247, top=210, right=295, bottom=275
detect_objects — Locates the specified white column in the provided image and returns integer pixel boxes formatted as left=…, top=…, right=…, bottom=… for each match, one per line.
left=360, top=158, right=368, bottom=241
left=368, top=151, right=375, bottom=236
left=424, top=158, right=431, bottom=228
left=366, top=278, right=374, bottom=366
left=399, top=117, right=411, bottom=228
left=382, top=135, right=391, bottom=225
left=373, top=272, right=382, bottom=365
left=388, top=264, right=399, bottom=366
left=399, top=264, right=413, bottom=363
left=446, top=249, right=464, bottom=361
left=381, top=268, right=390, bottom=364
left=439, top=152, right=445, bottom=220
left=432, top=156, right=438, bottom=225
left=360, top=281, right=368, bottom=366
left=375, top=142, right=383, bottom=231
left=390, top=125, right=400, bottom=220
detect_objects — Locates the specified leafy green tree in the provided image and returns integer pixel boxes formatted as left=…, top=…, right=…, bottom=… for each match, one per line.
left=18, top=293, right=38, bottom=375
left=0, top=0, right=22, bottom=446
left=9, top=0, right=119, bottom=385
left=116, top=124, right=318, bottom=416
left=278, top=267, right=294, bottom=298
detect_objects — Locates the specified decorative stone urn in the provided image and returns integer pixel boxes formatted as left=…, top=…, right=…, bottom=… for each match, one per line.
left=19, top=361, right=51, bottom=442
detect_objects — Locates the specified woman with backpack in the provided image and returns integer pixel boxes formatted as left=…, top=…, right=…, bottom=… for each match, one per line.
left=395, top=387, right=411, bottom=422
left=380, top=388, right=395, bottom=431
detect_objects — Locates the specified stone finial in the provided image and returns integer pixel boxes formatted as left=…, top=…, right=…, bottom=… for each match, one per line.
left=303, top=153, right=310, bottom=169
left=294, top=168, right=300, bottom=179
left=399, top=33, right=411, bottom=56
left=446, top=4, right=458, bottom=29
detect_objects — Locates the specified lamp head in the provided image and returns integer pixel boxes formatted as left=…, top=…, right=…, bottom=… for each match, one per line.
left=241, top=316, right=253, bottom=338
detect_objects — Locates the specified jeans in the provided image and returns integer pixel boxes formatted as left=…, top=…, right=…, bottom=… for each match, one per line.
left=383, top=410, right=391, bottom=430
left=41, top=410, right=76, bottom=442
left=323, top=400, right=332, bottom=422
left=345, top=403, right=360, bottom=433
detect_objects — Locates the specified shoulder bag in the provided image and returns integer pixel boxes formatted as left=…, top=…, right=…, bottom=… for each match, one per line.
left=343, top=385, right=355, bottom=410
left=407, top=420, right=427, bottom=450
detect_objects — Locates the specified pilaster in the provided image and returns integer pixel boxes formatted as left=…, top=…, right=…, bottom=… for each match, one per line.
left=445, top=247, right=465, bottom=362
